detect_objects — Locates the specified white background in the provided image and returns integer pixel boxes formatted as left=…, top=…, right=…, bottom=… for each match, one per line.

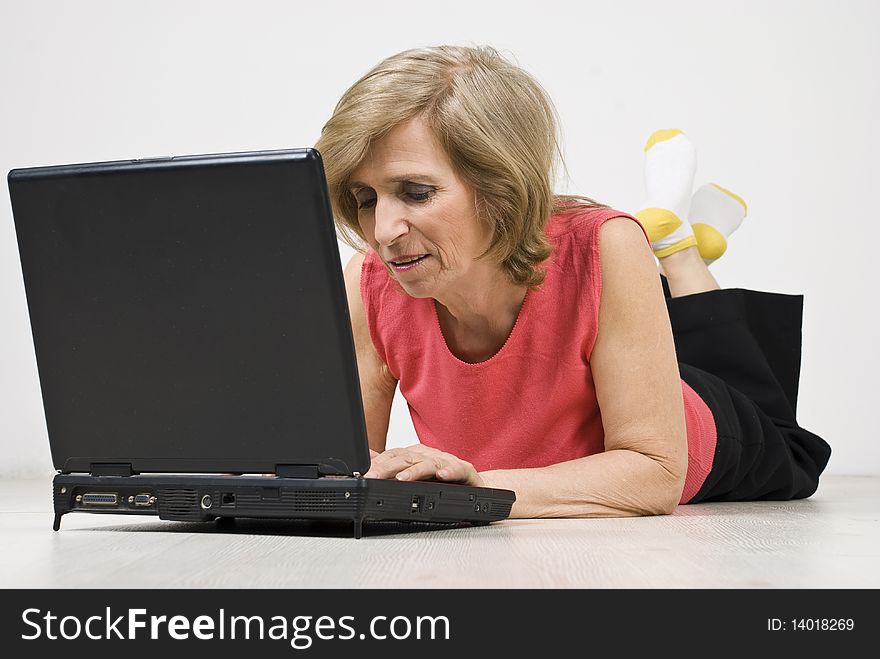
left=0, top=0, right=876, bottom=478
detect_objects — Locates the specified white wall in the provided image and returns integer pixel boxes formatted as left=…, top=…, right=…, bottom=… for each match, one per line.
left=1, top=0, right=876, bottom=478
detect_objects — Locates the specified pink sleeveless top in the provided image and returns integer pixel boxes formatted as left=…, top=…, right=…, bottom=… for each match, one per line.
left=360, top=208, right=717, bottom=504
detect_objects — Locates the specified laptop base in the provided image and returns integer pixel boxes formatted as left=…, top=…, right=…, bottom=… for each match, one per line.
left=52, top=474, right=515, bottom=539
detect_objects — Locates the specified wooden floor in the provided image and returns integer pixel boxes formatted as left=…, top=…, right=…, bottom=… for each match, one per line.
left=0, top=475, right=876, bottom=588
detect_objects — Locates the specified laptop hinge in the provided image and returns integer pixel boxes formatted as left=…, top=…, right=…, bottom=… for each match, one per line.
left=275, top=464, right=320, bottom=479
left=89, top=463, right=135, bottom=477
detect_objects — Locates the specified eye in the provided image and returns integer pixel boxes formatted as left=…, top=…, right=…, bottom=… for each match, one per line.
left=354, top=184, right=435, bottom=210
left=405, top=186, right=435, bottom=202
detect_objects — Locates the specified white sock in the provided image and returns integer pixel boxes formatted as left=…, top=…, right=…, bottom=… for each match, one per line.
left=689, top=183, right=748, bottom=264
left=634, top=129, right=698, bottom=258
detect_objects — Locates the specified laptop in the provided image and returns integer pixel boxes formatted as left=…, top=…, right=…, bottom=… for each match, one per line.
left=8, top=148, right=515, bottom=538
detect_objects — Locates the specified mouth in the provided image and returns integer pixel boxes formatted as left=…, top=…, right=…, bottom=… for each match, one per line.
left=388, top=254, right=431, bottom=272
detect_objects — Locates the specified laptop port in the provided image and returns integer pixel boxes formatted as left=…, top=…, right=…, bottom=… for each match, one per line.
left=133, top=493, right=154, bottom=507
left=80, top=493, right=118, bottom=506
left=410, top=495, right=421, bottom=513
left=221, top=493, right=235, bottom=506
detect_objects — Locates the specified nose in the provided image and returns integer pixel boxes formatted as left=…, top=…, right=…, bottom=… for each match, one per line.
left=371, top=196, right=409, bottom=247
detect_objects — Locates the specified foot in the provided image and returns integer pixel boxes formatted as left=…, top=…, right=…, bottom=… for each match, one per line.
left=634, top=129, right=698, bottom=258
left=689, top=183, right=748, bottom=264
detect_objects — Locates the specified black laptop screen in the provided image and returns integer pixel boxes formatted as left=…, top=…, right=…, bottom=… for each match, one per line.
left=9, top=150, right=370, bottom=476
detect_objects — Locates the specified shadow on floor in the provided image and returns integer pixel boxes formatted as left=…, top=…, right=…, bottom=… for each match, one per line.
left=671, top=498, right=823, bottom=517
left=63, top=516, right=489, bottom=539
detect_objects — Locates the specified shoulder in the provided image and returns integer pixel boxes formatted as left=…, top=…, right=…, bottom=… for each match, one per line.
left=343, top=250, right=366, bottom=286
left=595, top=216, right=661, bottom=316
left=343, top=250, right=397, bottom=371
left=344, top=248, right=393, bottom=302
left=597, top=215, right=656, bottom=282
left=596, top=216, right=652, bottom=258
left=343, top=249, right=419, bottom=372
left=342, top=250, right=369, bottom=307
left=547, top=207, right=646, bottom=242
left=547, top=208, right=650, bottom=268
left=342, top=251, right=368, bottom=320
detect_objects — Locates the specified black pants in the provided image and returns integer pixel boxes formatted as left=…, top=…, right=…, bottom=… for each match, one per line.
left=660, top=278, right=832, bottom=503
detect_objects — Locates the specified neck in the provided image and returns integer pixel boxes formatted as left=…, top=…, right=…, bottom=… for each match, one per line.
left=434, top=263, right=527, bottom=358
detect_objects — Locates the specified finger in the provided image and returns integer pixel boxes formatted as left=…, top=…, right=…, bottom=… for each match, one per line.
left=364, top=451, right=420, bottom=479
left=381, top=447, right=411, bottom=459
left=395, top=457, right=449, bottom=482
left=434, top=462, right=470, bottom=481
left=402, top=443, right=433, bottom=454
left=402, top=444, right=460, bottom=463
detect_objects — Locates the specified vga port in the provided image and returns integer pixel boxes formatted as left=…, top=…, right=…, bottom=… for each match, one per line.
left=81, top=492, right=118, bottom=506
left=134, top=493, right=153, bottom=507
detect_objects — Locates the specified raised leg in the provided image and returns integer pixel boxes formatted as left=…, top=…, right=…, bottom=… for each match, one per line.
left=659, top=246, right=720, bottom=298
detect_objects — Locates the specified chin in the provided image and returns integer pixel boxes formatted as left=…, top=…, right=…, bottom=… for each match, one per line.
left=396, top=279, right=437, bottom=299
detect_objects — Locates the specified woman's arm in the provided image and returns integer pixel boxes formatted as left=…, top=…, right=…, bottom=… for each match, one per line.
left=481, top=218, right=688, bottom=517
left=343, top=252, right=398, bottom=453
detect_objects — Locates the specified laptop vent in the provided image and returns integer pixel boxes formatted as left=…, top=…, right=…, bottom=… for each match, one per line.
left=490, top=501, right=513, bottom=517
left=157, top=488, right=202, bottom=520
left=235, top=490, right=352, bottom=514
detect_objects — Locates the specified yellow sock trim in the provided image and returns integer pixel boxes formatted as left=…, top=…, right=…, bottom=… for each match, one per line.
left=653, top=235, right=697, bottom=259
left=635, top=207, right=684, bottom=242
left=692, top=223, right=728, bottom=261
left=710, top=183, right=748, bottom=215
left=644, top=128, right=684, bottom=152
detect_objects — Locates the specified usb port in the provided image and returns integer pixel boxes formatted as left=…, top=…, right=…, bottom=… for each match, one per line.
left=410, top=495, right=421, bottom=513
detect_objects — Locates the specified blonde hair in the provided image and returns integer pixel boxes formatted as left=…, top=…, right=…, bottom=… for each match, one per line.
left=315, top=45, right=607, bottom=287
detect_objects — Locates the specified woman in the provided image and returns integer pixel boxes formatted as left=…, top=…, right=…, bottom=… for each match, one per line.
left=314, top=45, right=831, bottom=518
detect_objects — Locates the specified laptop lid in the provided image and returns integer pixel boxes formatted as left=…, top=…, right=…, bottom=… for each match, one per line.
left=8, top=149, right=371, bottom=477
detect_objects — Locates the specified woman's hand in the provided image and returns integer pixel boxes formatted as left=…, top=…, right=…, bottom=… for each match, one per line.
left=365, top=445, right=484, bottom=487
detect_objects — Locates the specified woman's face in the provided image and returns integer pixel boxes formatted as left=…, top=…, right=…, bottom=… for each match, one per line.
left=349, top=117, right=493, bottom=300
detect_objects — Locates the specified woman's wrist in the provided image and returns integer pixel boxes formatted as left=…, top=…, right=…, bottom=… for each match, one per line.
left=477, top=470, right=501, bottom=489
